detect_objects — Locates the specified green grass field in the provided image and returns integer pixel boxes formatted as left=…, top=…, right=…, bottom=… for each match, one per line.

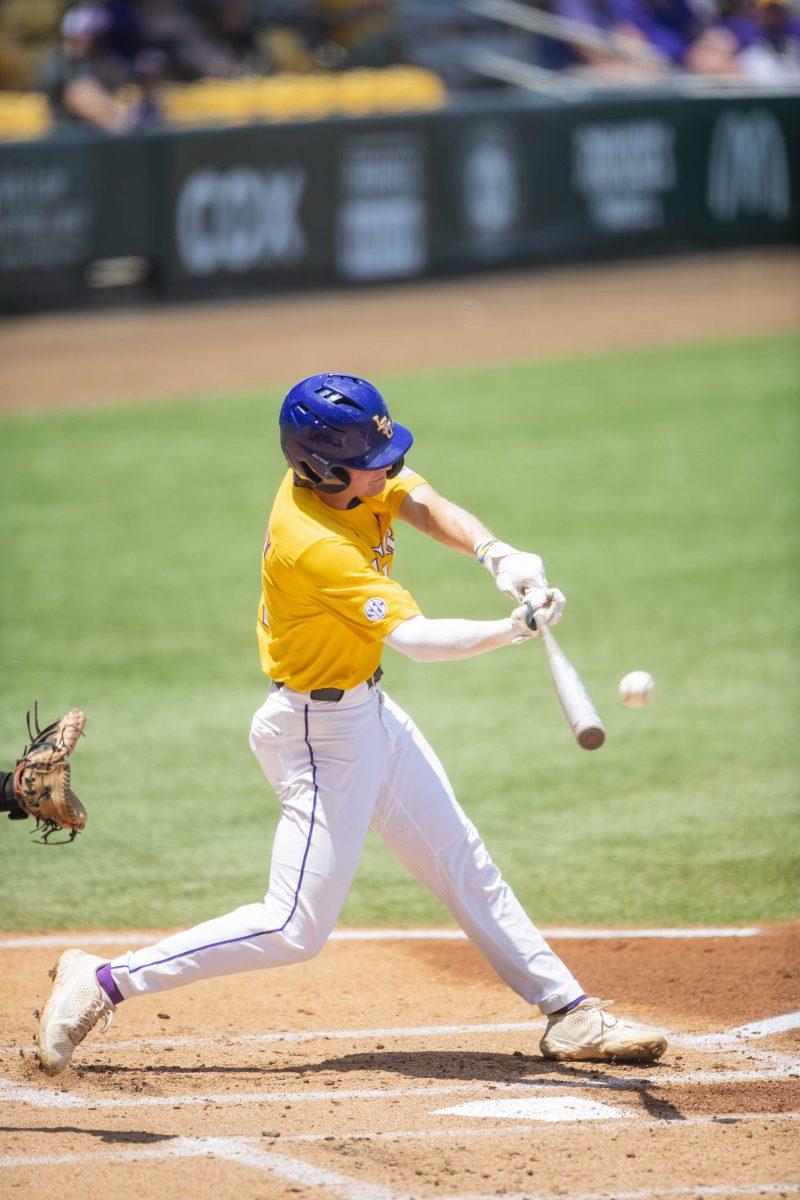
left=1, top=333, right=798, bottom=931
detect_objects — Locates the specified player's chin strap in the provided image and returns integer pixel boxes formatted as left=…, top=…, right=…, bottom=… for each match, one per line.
left=293, top=456, right=405, bottom=494
left=293, top=468, right=349, bottom=494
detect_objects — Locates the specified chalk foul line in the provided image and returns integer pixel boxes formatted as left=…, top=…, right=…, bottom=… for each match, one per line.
left=451, top=1185, right=800, bottom=1200
left=2, top=1060, right=799, bottom=1112
left=726, top=1011, right=800, bottom=1039
left=4, top=1009, right=798, bottom=1065
left=0, top=1079, right=529, bottom=1112
left=0, top=926, right=764, bottom=951
left=0, top=1018, right=546, bottom=1058
left=280, top=1109, right=800, bottom=1142
left=0, top=1134, right=798, bottom=1200
left=0, top=1137, right=399, bottom=1200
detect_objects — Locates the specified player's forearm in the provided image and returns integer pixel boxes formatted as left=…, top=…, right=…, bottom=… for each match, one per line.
left=384, top=615, right=516, bottom=662
left=399, top=484, right=493, bottom=555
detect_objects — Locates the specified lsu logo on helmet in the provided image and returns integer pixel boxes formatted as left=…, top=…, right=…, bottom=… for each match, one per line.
left=372, top=414, right=393, bottom=439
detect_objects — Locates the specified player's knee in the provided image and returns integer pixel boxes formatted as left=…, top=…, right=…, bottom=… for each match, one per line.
left=282, top=923, right=328, bottom=962
left=239, top=901, right=330, bottom=963
left=255, top=897, right=330, bottom=961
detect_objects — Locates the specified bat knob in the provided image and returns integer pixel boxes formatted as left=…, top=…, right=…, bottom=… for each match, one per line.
left=578, top=726, right=606, bottom=751
left=524, top=598, right=537, bottom=631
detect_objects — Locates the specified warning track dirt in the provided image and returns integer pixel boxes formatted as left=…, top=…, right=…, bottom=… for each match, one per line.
left=1, top=249, right=798, bottom=414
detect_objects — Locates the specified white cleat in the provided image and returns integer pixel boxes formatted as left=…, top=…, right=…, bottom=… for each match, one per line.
left=540, top=998, right=667, bottom=1063
left=36, top=949, right=115, bottom=1075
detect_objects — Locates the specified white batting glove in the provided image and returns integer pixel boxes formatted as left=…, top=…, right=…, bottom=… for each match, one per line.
left=476, top=539, right=548, bottom=602
left=533, top=585, right=565, bottom=628
left=510, top=588, right=566, bottom=642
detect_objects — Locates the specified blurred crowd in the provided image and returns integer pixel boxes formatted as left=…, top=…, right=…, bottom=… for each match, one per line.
left=0, top=0, right=798, bottom=135
left=0, top=1, right=406, bottom=131
left=541, top=0, right=800, bottom=85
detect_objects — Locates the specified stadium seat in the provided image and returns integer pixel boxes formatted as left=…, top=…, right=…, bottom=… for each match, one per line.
left=0, top=90, right=49, bottom=139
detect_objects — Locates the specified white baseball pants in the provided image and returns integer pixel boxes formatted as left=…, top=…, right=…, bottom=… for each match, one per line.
left=108, top=682, right=583, bottom=1014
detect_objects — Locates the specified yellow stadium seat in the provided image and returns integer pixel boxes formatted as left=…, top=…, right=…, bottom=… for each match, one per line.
left=162, top=66, right=445, bottom=129
left=0, top=90, right=50, bottom=139
left=0, top=65, right=446, bottom=141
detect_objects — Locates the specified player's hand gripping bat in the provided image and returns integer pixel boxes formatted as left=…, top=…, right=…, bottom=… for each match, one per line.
left=525, top=598, right=606, bottom=751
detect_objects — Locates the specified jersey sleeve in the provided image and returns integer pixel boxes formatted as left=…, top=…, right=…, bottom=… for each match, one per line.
left=296, top=536, right=421, bottom=644
left=382, top=466, right=427, bottom=518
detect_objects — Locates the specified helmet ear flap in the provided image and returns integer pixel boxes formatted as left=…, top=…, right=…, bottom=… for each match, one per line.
left=328, top=466, right=351, bottom=493
left=297, top=459, right=322, bottom=486
left=386, top=456, right=405, bottom=479
left=315, top=465, right=350, bottom=494
left=296, top=460, right=350, bottom=494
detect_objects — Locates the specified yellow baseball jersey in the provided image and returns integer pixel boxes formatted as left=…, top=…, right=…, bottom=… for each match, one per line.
left=257, top=467, right=425, bottom=691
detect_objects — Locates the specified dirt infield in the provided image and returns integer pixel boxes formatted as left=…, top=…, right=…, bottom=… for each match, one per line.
left=1, top=248, right=798, bottom=413
left=1, top=926, right=798, bottom=1200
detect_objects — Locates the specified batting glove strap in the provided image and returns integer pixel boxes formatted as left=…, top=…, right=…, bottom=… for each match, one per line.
left=474, top=539, right=518, bottom=570
left=473, top=538, right=499, bottom=565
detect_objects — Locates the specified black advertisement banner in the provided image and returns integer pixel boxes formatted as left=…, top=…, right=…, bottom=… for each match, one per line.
left=1, top=91, right=798, bottom=313
left=0, top=139, right=92, bottom=309
left=162, top=124, right=335, bottom=295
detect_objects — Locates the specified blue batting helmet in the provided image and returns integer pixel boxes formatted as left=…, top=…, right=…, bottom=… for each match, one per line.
left=279, top=374, right=413, bottom=494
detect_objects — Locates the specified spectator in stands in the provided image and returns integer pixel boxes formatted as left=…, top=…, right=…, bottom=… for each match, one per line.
left=186, top=0, right=275, bottom=76
left=311, top=0, right=393, bottom=69
left=618, top=0, right=705, bottom=65
left=544, top=0, right=660, bottom=77
left=545, top=0, right=704, bottom=76
left=39, top=4, right=133, bottom=132
left=0, top=0, right=30, bottom=89
left=134, top=0, right=282, bottom=80
left=688, top=0, right=800, bottom=81
left=133, top=0, right=225, bottom=80
left=103, top=0, right=144, bottom=65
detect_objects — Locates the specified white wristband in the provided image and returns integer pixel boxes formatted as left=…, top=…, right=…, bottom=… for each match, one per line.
left=473, top=538, right=498, bottom=566
left=475, top=540, right=518, bottom=574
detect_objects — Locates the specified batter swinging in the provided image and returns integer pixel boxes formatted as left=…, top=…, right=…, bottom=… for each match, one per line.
left=37, top=374, right=667, bottom=1072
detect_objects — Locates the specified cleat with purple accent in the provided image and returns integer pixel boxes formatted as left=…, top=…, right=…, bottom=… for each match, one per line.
left=540, top=997, right=667, bottom=1063
left=36, top=949, right=115, bottom=1075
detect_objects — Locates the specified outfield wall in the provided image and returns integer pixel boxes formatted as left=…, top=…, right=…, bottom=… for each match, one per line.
left=1, top=90, right=798, bottom=313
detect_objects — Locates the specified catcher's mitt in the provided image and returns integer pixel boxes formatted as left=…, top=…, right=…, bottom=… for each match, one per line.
left=13, top=705, right=87, bottom=843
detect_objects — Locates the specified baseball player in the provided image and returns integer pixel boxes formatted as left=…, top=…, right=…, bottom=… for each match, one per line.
left=36, top=374, right=667, bottom=1073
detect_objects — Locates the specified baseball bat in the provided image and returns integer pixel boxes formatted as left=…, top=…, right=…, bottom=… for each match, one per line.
left=526, top=602, right=606, bottom=751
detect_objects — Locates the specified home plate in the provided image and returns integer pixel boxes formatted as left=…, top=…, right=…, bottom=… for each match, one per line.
left=434, top=1097, right=637, bottom=1122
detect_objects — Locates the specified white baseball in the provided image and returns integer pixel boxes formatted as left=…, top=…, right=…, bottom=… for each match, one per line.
left=619, top=671, right=655, bottom=707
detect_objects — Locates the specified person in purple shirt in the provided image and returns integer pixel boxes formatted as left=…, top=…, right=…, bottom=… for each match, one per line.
left=613, top=0, right=701, bottom=63
left=687, top=0, right=800, bottom=78
left=548, top=0, right=703, bottom=75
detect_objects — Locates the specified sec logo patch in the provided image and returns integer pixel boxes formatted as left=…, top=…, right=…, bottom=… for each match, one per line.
left=364, top=597, right=387, bottom=622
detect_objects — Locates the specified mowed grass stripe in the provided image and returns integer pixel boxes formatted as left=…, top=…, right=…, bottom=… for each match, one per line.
left=0, top=334, right=797, bottom=929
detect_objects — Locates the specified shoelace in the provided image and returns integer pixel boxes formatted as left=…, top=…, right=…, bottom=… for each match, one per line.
left=600, top=1001, right=618, bottom=1027
left=581, top=998, right=618, bottom=1027
left=68, top=995, right=113, bottom=1046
